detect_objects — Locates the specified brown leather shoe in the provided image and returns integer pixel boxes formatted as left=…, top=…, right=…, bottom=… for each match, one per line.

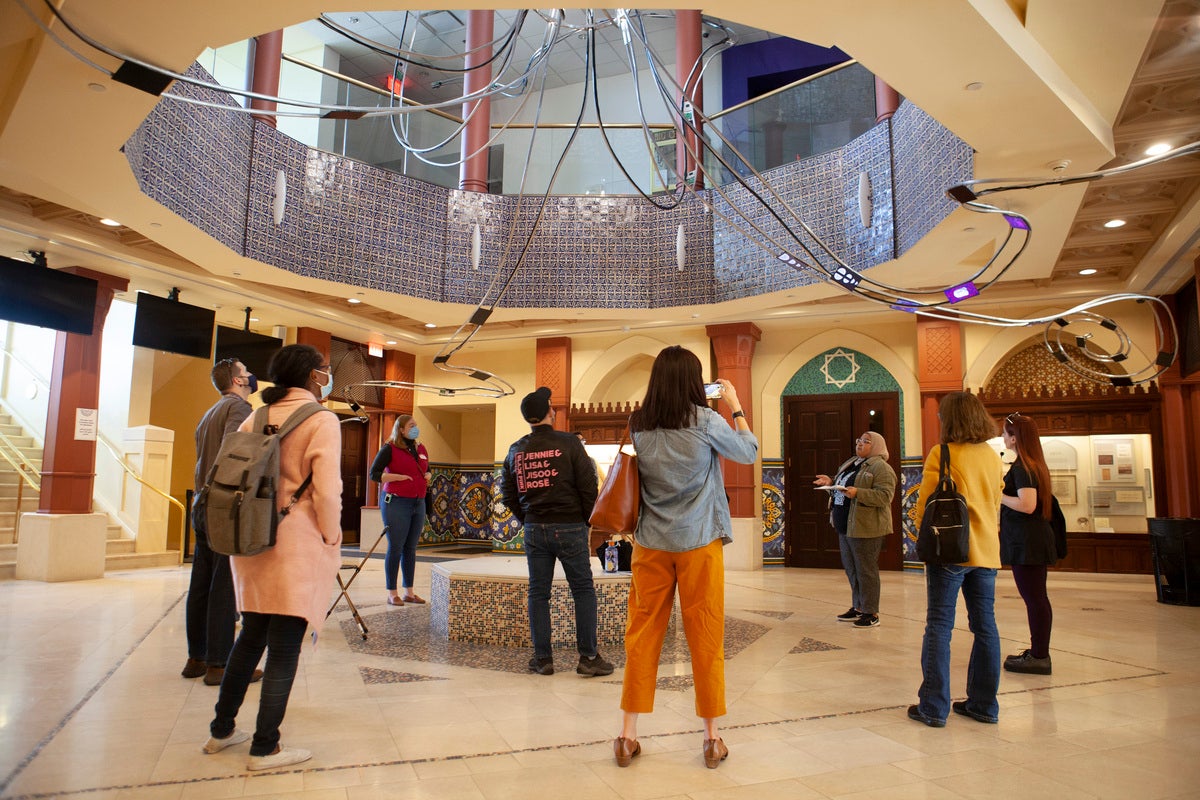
left=203, top=666, right=264, bottom=686
left=402, top=593, right=426, bottom=604
left=613, top=736, right=640, bottom=767
left=181, top=658, right=206, bottom=679
left=702, top=737, right=728, bottom=769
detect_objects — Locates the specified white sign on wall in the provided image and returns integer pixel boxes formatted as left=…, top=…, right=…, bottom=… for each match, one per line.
left=74, top=408, right=98, bottom=441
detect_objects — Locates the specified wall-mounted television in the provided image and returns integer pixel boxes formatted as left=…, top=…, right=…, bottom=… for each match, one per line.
left=0, top=256, right=98, bottom=335
left=214, top=326, right=283, bottom=378
left=131, top=292, right=215, bottom=359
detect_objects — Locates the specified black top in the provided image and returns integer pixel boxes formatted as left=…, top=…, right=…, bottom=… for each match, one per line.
left=1000, top=460, right=1058, bottom=565
left=830, top=460, right=864, bottom=535
left=500, top=425, right=598, bottom=524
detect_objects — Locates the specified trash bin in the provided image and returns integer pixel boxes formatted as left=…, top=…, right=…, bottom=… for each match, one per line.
left=1148, top=518, right=1200, bottom=606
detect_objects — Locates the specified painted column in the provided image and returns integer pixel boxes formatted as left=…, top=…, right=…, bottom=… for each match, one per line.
left=915, top=317, right=965, bottom=454
left=250, top=30, right=283, bottom=127
left=675, top=10, right=703, bottom=189
left=1158, top=272, right=1200, bottom=516
left=875, top=76, right=900, bottom=123
left=459, top=10, right=494, bottom=193
left=707, top=322, right=761, bottom=570
left=535, top=337, right=572, bottom=430
left=18, top=268, right=127, bottom=581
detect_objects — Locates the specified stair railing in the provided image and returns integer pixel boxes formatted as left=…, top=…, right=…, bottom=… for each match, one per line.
left=0, top=430, right=40, bottom=543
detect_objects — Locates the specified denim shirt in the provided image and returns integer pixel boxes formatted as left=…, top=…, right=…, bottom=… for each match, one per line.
left=632, top=407, right=759, bottom=552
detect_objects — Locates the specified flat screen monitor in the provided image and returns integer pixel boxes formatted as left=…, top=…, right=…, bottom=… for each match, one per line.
left=214, top=326, right=283, bottom=378
left=131, top=292, right=214, bottom=359
left=0, top=256, right=98, bottom=335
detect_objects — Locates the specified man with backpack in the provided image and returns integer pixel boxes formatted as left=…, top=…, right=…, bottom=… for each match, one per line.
left=182, top=358, right=263, bottom=687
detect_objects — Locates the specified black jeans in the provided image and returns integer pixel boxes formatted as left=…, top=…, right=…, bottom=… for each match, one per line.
left=210, top=611, right=307, bottom=756
left=185, top=528, right=237, bottom=666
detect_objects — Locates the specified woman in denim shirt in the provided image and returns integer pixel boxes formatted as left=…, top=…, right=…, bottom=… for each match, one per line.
left=614, top=346, right=758, bottom=771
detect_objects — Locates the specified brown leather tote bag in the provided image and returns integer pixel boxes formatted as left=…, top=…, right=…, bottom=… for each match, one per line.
left=589, top=429, right=640, bottom=540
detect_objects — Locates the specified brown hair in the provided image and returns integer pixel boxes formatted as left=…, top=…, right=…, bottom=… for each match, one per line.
left=938, top=392, right=996, bottom=444
left=210, top=358, right=241, bottom=393
left=629, top=345, right=707, bottom=432
left=1004, top=413, right=1052, bottom=519
left=389, top=414, right=420, bottom=460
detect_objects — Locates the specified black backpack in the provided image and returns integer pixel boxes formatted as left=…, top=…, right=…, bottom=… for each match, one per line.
left=916, top=444, right=971, bottom=564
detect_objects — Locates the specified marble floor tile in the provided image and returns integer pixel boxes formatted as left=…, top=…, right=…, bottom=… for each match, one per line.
left=0, top=564, right=1198, bottom=800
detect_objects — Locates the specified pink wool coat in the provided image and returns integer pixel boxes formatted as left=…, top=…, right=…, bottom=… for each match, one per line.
left=230, top=388, right=343, bottom=637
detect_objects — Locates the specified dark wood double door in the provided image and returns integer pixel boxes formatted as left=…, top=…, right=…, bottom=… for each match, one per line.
left=782, top=393, right=903, bottom=570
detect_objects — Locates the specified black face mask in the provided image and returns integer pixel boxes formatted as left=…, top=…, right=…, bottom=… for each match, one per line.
left=246, top=374, right=259, bottom=394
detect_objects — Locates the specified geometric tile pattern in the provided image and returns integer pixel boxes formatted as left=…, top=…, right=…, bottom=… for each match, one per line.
left=891, top=102, right=975, bottom=255
left=125, top=72, right=969, bottom=310
left=900, top=460, right=924, bottom=563
left=761, top=461, right=786, bottom=564
left=790, top=637, right=846, bottom=654
left=341, top=603, right=771, bottom=675
left=358, top=666, right=448, bottom=684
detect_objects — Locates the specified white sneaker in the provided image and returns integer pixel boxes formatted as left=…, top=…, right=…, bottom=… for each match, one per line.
left=246, top=746, right=312, bottom=771
left=201, top=729, right=250, bottom=754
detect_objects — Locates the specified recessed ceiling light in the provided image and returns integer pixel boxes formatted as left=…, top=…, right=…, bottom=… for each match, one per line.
left=424, top=322, right=437, bottom=328
left=1145, top=142, right=1171, bottom=156
left=347, top=297, right=362, bottom=304
left=1079, top=268, right=1098, bottom=276
left=1103, top=219, right=1126, bottom=228
left=964, top=81, right=984, bottom=91
left=250, top=317, right=259, bottom=322
left=87, top=82, right=106, bottom=92
left=385, top=340, right=397, bottom=345
left=99, top=218, right=121, bottom=227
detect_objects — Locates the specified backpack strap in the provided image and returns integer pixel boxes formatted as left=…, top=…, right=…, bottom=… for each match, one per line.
left=274, top=402, right=334, bottom=517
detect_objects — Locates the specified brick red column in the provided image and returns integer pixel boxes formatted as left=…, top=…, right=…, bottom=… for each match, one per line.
left=916, top=318, right=965, bottom=454
left=535, top=337, right=571, bottom=430
left=459, top=10, right=494, bottom=193
left=38, top=269, right=128, bottom=513
left=1158, top=273, right=1200, bottom=516
left=250, top=30, right=283, bottom=127
left=675, top=10, right=703, bottom=189
left=706, top=322, right=761, bottom=517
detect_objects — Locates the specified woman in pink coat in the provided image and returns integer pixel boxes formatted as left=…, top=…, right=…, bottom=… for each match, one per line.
left=202, top=344, right=342, bottom=771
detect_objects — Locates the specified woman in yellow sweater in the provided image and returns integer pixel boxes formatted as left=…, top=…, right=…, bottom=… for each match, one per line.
left=908, top=392, right=1004, bottom=728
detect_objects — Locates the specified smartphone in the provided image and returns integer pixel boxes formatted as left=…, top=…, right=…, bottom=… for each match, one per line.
left=704, top=382, right=722, bottom=399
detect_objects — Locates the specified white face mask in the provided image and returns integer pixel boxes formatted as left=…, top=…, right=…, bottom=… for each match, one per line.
left=314, top=369, right=333, bottom=400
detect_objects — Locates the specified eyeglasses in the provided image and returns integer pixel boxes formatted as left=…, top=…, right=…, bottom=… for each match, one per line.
left=1005, top=412, right=1023, bottom=424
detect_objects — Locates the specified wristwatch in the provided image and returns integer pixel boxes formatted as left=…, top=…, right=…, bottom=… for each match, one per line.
left=731, top=410, right=745, bottom=419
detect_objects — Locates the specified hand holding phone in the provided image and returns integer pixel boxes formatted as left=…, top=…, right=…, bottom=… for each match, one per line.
left=704, top=382, right=722, bottom=399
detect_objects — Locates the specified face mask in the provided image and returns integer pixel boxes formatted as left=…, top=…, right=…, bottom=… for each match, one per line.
left=315, top=369, right=333, bottom=400
left=245, top=374, right=258, bottom=394
left=405, top=425, right=420, bottom=440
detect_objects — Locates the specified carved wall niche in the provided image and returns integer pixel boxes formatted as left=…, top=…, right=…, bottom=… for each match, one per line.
left=567, top=401, right=640, bottom=444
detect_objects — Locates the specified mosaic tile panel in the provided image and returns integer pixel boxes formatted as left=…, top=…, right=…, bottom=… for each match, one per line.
left=358, top=667, right=447, bottom=685
left=123, top=64, right=252, bottom=254
left=891, top=101, right=975, bottom=256
left=426, top=466, right=457, bottom=543
left=491, top=464, right=523, bottom=552
left=900, top=460, right=923, bottom=563
left=762, top=461, right=785, bottom=564
left=986, top=343, right=1105, bottom=395
left=790, top=637, right=845, bottom=654
left=342, top=603, right=770, bottom=675
left=125, top=71, right=966, bottom=312
left=431, top=569, right=631, bottom=647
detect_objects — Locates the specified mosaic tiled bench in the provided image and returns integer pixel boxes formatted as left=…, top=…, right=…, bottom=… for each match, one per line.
left=430, top=557, right=630, bottom=647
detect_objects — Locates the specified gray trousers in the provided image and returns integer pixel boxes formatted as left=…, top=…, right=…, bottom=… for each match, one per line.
left=838, top=534, right=885, bottom=614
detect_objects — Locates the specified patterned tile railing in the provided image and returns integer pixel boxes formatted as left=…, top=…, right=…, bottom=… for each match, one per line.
left=125, top=63, right=970, bottom=311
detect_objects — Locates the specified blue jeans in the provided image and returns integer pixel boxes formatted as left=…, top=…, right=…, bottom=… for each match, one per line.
left=382, top=494, right=425, bottom=590
left=917, top=564, right=1001, bottom=723
left=186, top=527, right=237, bottom=665
left=524, top=522, right=598, bottom=660
left=210, top=611, right=307, bottom=756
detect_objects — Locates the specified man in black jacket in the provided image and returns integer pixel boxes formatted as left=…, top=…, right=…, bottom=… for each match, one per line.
left=501, top=387, right=613, bottom=677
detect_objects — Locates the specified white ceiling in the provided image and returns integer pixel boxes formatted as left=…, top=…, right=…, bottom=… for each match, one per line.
left=0, top=1, right=1196, bottom=351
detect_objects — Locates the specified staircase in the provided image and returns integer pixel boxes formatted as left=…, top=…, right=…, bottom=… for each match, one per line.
left=0, top=412, right=179, bottom=579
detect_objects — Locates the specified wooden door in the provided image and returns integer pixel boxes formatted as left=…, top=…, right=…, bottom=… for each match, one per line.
left=783, top=393, right=902, bottom=569
left=339, top=417, right=368, bottom=545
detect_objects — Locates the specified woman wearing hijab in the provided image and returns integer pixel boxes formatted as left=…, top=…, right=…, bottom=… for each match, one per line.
left=814, top=431, right=897, bottom=628
left=370, top=414, right=431, bottom=606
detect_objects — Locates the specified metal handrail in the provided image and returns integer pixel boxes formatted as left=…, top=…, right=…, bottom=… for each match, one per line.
left=0, top=428, right=40, bottom=545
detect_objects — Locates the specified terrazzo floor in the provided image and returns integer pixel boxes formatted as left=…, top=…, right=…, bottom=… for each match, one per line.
left=1, top=549, right=1198, bottom=799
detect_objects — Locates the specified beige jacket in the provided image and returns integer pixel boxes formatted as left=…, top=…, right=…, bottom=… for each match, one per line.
left=231, top=388, right=343, bottom=636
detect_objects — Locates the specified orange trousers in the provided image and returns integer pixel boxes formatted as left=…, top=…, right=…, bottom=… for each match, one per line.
left=620, top=538, right=725, bottom=718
